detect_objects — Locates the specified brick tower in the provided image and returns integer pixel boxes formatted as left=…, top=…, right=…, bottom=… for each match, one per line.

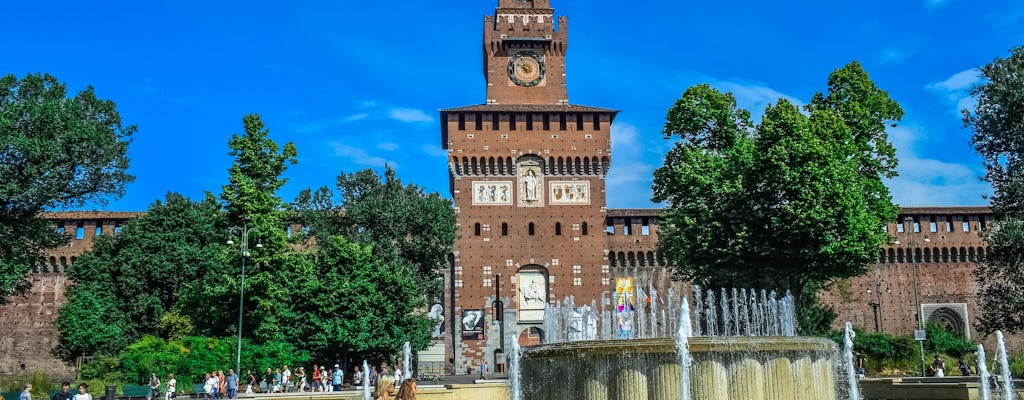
left=439, top=0, right=617, bottom=374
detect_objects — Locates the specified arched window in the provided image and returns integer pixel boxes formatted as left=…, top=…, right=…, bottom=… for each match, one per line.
left=555, top=222, right=562, bottom=236
left=474, top=223, right=481, bottom=236
left=528, top=222, right=535, bottom=236
left=502, top=223, right=508, bottom=236
left=581, top=222, right=588, bottom=235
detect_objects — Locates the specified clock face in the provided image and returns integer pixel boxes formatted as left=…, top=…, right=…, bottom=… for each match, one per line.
left=508, top=52, right=545, bottom=87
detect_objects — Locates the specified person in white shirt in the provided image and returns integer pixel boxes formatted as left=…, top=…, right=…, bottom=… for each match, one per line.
left=281, top=366, right=292, bottom=392
left=165, top=374, right=176, bottom=400
left=73, top=384, right=93, bottom=400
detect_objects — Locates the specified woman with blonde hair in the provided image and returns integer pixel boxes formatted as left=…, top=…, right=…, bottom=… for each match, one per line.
left=395, top=378, right=417, bottom=400
left=374, top=375, right=396, bottom=400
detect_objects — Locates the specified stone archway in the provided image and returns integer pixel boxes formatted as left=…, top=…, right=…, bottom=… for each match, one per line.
left=927, top=306, right=967, bottom=337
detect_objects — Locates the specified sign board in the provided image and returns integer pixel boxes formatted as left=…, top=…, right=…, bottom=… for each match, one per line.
left=461, top=309, right=485, bottom=340
left=914, top=329, right=927, bottom=341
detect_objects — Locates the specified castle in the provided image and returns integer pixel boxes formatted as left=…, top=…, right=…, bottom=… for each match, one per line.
left=0, top=0, right=1007, bottom=377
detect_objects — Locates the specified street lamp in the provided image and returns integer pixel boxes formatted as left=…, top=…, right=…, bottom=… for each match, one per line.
left=866, top=274, right=890, bottom=333
left=894, top=216, right=929, bottom=376
left=227, top=225, right=261, bottom=375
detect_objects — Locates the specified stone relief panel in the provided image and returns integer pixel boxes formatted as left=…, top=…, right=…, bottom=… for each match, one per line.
left=472, top=181, right=513, bottom=206
left=517, top=157, right=544, bottom=207
left=549, top=181, right=590, bottom=205
left=517, top=268, right=547, bottom=323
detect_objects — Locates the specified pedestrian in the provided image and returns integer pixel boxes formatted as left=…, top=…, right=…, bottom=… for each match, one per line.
left=19, top=384, right=31, bottom=400
left=165, top=374, right=176, bottom=400
left=854, top=352, right=867, bottom=378
left=226, top=369, right=238, bottom=399
left=480, top=360, right=488, bottom=379
left=931, top=355, right=946, bottom=377
left=395, top=378, right=417, bottom=400
left=297, top=367, right=308, bottom=392
left=147, top=373, right=161, bottom=400
left=332, top=364, right=343, bottom=391
left=281, top=365, right=291, bottom=392
left=958, top=358, right=971, bottom=376
left=393, top=363, right=402, bottom=387
left=74, top=384, right=92, bottom=400
left=264, top=368, right=274, bottom=392
left=207, top=372, right=219, bottom=400
left=246, top=370, right=256, bottom=394
left=312, top=365, right=322, bottom=392
left=51, top=382, right=72, bottom=400
left=273, top=368, right=282, bottom=393
left=203, top=373, right=213, bottom=400
left=375, top=375, right=396, bottom=400
left=216, top=371, right=226, bottom=399
left=352, top=365, right=363, bottom=387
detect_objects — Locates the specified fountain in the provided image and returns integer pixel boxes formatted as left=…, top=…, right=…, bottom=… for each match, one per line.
left=977, top=344, right=992, bottom=400
left=362, top=359, right=371, bottom=400
left=995, top=331, right=1015, bottom=400
left=512, top=286, right=842, bottom=400
left=403, top=341, right=413, bottom=381
left=843, top=322, right=860, bottom=400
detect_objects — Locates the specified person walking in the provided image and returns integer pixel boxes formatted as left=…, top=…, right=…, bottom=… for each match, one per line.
left=297, top=367, right=308, bottom=392
left=281, top=366, right=291, bottom=392
left=374, top=375, right=396, bottom=400
left=332, top=364, right=343, bottom=391
left=165, top=374, right=176, bottom=400
left=19, top=384, right=31, bottom=400
left=147, top=373, right=161, bottom=400
left=264, top=368, right=274, bottom=392
left=203, top=373, right=214, bottom=400
left=245, top=370, right=256, bottom=394
left=226, top=369, right=238, bottom=399
left=312, top=365, right=322, bottom=392
left=216, top=371, right=226, bottom=399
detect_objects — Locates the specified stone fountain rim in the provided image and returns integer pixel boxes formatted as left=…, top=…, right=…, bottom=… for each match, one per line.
left=522, top=336, right=838, bottom=357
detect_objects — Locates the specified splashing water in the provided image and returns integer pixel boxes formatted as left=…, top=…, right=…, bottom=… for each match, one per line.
left=362, top=359, right=371, bottom=400
left=403, top=341, right=412, bottom=381
left=509, top=337, right=522, bottom=400
left=676, top=297, right=693, bottom=400
left=843, top=322, right=861, bottom=400
left=977, top=344, right=991, bottom=400
left=996, top=331, right=1014, bottom=400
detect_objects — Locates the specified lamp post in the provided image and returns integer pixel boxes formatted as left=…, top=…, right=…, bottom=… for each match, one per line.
left=895, top=216, right=930, bottom=376
left=227, top=225, right=261, bottom=375
left=866, top=274, right=890, bottom=333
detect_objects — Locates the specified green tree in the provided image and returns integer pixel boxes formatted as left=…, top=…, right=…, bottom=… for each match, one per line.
left=183, top=113, right=304, bottom=343
left=296, top=166, right=456, bottom=298
left=653, top=62, right=901, bottom=325
left=54, top=193, right=225, bottom=360
left=965, top=45, right=1024, bottom=334
left=0, top=73, right=134, bottom=303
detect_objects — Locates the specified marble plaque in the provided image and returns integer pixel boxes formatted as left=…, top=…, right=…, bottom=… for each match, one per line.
left=472, top=181, right=513, bottom=205
left=549, top=181, right=590, bottom=205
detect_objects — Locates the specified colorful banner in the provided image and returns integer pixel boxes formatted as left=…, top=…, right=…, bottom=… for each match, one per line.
left=614, top=277, right=635, bottom=339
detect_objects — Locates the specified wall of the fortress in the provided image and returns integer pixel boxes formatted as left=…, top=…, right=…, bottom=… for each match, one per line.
left=0, top=273, right=75, bottom=379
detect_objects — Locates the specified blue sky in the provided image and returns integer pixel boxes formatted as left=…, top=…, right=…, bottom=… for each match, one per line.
left=5, top=0, right=1023, bottom=211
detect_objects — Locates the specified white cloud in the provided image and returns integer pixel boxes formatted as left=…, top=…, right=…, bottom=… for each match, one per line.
left=886, top=126, right=990, bottom=206
left=926, top=68, right=981, bottom=117
left=331, top=142, right=395, bottom=168
left=605, top=121, right=661, bottom=208
left=389, top=107, right=434, bottom=123
left=377, top=142, right=399, bottom=151
left=927, top=69, right=981, bottom=92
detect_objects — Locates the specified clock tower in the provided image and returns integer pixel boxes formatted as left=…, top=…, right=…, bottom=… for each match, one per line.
left=483, top=0, right=568, bottom=105
left=439, top=0, right=617, bottom=374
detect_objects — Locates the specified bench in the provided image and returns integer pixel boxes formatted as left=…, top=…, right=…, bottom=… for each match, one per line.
left=122, top=385, right=151, bottom=400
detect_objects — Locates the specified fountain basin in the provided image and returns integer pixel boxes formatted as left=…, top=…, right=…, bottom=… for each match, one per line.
left=519, top=337, right=838, bottom=400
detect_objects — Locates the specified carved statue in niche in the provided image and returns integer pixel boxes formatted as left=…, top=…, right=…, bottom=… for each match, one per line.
left=516, top=156, right=544, bottom=207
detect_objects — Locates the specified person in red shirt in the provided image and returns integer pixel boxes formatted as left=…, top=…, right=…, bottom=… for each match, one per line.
left=311, top=364, right=322, bottom=392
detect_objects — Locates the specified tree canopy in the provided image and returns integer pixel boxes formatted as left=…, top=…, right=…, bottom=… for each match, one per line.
left=0, top=73, right=134, bottom=303
left=965, top=45, right=1024, bottom=334
left=54, top=193, right=225, bottom=361
left=652, top=62, right=901, bottom=325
